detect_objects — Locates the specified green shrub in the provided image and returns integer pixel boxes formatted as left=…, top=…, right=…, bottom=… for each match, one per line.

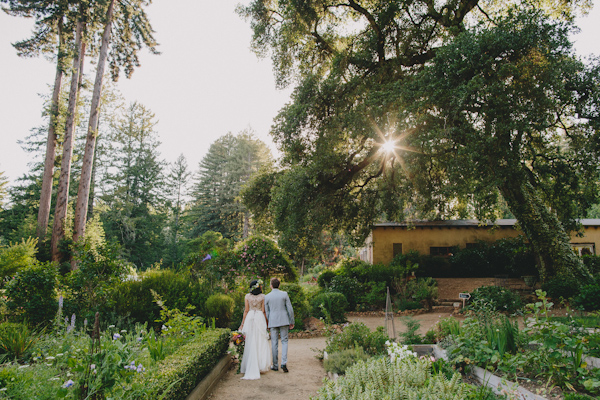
left=358, top=281, right=387, bottom=310
left=564, top=394, right=596, bottom=400
left=280, top=282, right=310, bottom=329
left=572, top=284, right=600, bottom=311
left=582, top=255, right=600, bottom=275
left=399, top=317, right=423, bottom=344
left=469, top=285, right=522, bottom=313
left=0, top=237, right=38, bottom=283
left=314, top=357, right=473, bottom=400
left=0, top=322, right=39, bottom=360
left=132, top=328, right=230, bottom=400
left=205, top=294, right=235, bottom=328
left=233, top=236, right=298, bottom=282
left=395, top=299, right=422, bottom=311
left=5, top=261, right=58, bottom=326
left=310, top=292, right=348, bottom=323
left=317, top=270, right=338, bottom=288
left=110, top=268, right=209, bottom=330
left=328, top=275, right=361, bottom=310
left=542, top=275, right=581, bottom=300
left=325, top=322, right=388, bottom=356
left=323, top=346, right=370, bottom=375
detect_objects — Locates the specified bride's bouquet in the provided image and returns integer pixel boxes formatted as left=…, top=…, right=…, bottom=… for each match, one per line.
left=231, top=331, right=245, bottom=373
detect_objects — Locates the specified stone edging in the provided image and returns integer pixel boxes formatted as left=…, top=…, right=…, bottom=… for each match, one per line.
left=186, top=355, right=232, bottom=400
left=471, top=366, right=548, bottom=400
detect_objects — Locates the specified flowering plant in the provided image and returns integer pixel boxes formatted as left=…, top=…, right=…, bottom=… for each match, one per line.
left=231, top=331, right=245, bottom=373
left=385, top=341, right=417, bottom=362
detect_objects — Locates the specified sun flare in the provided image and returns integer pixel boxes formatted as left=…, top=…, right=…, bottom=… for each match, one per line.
left=381, top=139, right=396, bottom=153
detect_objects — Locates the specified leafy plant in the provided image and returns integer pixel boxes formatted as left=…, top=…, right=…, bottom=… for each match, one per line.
left=204, top=293, right=234, bottom=328
left=572, top=283, right=600, bottom=311
left=468, top=285, right=522, bottom=313
left=5, top=261, right=58, bottom=326
left=0, top=322, right=40, bottom=361
left=310, top=292, right=348, bottom=323
left=399, top=317, right=423, bottom=345
left=323, top=346, right=370, bottom=375
left=325, top=322, right=387, bottom=356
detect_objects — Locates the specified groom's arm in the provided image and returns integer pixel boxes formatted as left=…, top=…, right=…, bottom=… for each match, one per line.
left=285, top=294, right=294, bottom=329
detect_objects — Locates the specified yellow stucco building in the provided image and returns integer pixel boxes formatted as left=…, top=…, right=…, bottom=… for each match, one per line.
left=360, top=219, right=600, bottom=265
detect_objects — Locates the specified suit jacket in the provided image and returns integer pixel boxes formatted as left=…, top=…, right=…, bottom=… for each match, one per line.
left=265, top=288, right=294, bottom=328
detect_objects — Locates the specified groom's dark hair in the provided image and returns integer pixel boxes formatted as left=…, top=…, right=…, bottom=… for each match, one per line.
left=271, top=278, right=280, bottom=288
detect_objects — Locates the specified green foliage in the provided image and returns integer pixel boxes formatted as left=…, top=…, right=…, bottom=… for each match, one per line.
left=394, top=277, right=439, bottom=310
left=5, top=261, right=58, bottom=326
left=0, top=322, right=40, bottom=361
left=190, top=131, right=273, bottom=240
left=132, top=329, right=230, bottom=400
left=323, top=346, right=370, bottom=375
left=399, top=317, right=424, bottom=345
left=279, top=282, right=309, bottom=329
left=310, top=292, right=348, bottom=324
left=317, top=270, right=337, bottom=288
left=572, top=283, right=600, bottom=311
left=328, top=275, right=360, bottom=310
left=449, top=237, right=537, bottom=278
left=110, top=268, right=208, bottom=330
left=65, top=243, right=129, bottom=322
left=469, top=286, right=522, bottom=313
left=541, top=275, right=581, bottom=300
left=233, top=235, right=298, bottom=282
left=314, top=356, right=473, bottom=400
left=434, top=317, right=461, bottom=343
left=324, top=322, right=388, bottom=357
left=0, top=237, right=38, bottom=284
left=564, top=394, right=596, bottom=400
left=205, top=294, right=234, bottom=328
left=582, top=255, right=600, bottom=275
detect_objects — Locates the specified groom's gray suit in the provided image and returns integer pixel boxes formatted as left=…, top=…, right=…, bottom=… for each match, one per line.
left=265, top=288, right=294, bottom=369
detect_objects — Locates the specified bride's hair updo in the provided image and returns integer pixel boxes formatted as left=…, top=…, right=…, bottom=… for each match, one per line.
left=249, top=279, right=262, bottom=295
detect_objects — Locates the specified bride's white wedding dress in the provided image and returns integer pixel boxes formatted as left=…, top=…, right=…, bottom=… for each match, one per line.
left=240, top=293, right=271, bottom=380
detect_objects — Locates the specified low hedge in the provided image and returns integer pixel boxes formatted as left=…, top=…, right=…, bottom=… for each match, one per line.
left=135, top=328, right=230, bottom=399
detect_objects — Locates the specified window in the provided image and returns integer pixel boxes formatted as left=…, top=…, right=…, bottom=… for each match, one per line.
left=393, top=243, right=402, bottom=257
left=571, top=243, right=595, bottom=256
left=430, top=246, right=454, bottom=257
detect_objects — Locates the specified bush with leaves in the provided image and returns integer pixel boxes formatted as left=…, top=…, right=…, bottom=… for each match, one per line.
left=571, top=283, right=600, bottom=311
left=468, top=285, right=522, bottom=313
left=205, top=293, right=235, bottom=328
left=310, top=292, right=348, bottom=323
left=317, top=270, right=338, bottom=288
left=328, top=275, right=361, bottom=310
left=280, top=282, right=309, bottom=329
left=0, top=322, right=40, bottom=361
left=233, top=236, right=298, bottom=282
left=110, top=268, right=209, bottom=330
left=6, top=261, right=58, bottom=326
left=0, top=237, right=38, bottom=284
left=541, top=275, right=581, bottom=301
left=324, top=322, right=387, bottom=356
left=323, top=346, right=370, bottom=375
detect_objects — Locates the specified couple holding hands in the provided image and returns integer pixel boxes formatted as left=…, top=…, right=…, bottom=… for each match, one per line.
left=238, top=278, right=295, bottom=380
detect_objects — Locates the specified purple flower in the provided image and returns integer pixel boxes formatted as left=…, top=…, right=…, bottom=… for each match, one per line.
left=113, top=333, right=121, bottom=340
left=58, top=295, right=63, bottom=309
left=62, top=379, right=74, bottom=388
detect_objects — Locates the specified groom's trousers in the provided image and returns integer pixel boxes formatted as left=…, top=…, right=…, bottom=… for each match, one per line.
left=269, top=325, right=289, bottom=367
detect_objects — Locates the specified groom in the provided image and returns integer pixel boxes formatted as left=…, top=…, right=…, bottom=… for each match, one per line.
left=265, top=277, right=294, bottom=373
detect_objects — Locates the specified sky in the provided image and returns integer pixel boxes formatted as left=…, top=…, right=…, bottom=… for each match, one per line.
left=1, top=1, right=599, bottom=186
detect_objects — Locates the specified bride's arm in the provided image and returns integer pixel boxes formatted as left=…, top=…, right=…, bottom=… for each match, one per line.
left=239, top=297, right=249, bottom=331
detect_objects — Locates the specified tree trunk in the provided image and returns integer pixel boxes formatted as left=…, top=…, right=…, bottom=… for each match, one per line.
left=37, top=22, right=65, bottom=249
left=73, top=0, right=115, bottom=253
left=498, top=177, right=590, bottom=281
left=51, top=20, right=86, bottom=262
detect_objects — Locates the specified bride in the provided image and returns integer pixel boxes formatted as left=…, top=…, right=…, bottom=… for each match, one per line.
left=238, top=279, right=272, bottom=379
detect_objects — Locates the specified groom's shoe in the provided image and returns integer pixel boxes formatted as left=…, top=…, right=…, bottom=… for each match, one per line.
left=281, top=365, right=289, bottom=373
left=271, top=366, right=278, bottom=371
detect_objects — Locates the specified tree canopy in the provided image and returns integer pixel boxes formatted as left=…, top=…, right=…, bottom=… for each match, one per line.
left=239, top=0, right=600, bottom=279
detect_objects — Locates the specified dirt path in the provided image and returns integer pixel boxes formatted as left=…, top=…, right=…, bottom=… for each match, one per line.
left=206, top=314, right=450, bottom=400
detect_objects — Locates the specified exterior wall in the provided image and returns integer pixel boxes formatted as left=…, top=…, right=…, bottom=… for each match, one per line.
left=369, top=224, right=600, bottom=266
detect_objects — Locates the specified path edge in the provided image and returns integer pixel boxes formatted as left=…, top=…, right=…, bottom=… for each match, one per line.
left=186, top=354, right=232, bottom=400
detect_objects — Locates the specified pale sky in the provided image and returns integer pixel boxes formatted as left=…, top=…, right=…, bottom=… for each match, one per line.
left=1, top=1, right=599, bottom=186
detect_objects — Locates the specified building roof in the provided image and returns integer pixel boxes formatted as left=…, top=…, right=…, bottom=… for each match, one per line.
left=374, top=219, right=600, bottom=228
